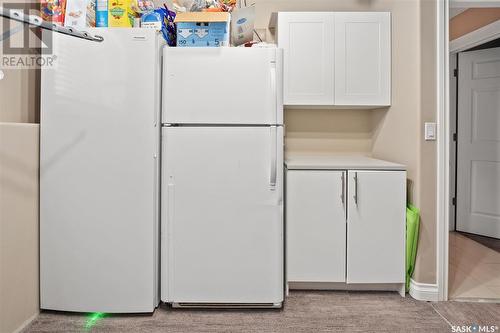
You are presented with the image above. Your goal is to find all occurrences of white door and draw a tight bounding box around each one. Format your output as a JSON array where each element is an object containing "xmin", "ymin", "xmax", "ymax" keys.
[
  {"xmin": 163, "ymin": 47, "xmax": 282, "ymax": 125},
  {"xmin": 334, "ymin": 12, "xmax": 391, "ymax": 106},
  {"xmin": 40, "ymin": 29, "xmax": 160, "ymax": 313},
  {"xmin": 457, "ymin": 47, "xmax": 500, "ymax": 238},
  {"xmin": 346, "ymin": 170, "xmax": 405, "ymax": 284},
  {"xmin": 277, "ymin": 12, "xmax": 334, "ymax": 105},
  {"xmin": 161, "ymin": 126, "xmax": 284, "ymax": 304},
  {"xmin": 286, "ymin": 170, "xmax": 346, "ymax": 283}
]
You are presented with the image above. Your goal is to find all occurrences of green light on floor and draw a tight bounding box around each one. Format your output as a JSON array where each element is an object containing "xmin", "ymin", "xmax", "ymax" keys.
[{"xmin": 85, "ymin": 312, "xmax": 106, "ymax": 330}]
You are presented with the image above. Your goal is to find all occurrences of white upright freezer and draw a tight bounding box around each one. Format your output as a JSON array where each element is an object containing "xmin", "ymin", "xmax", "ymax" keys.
[
  {"xmin": 161, "ymin": 47, "xmax": 284, "ymax": 307},
  {"xmin": 40, "ymin": 29, "xmax": 163, "ymax": 313}
]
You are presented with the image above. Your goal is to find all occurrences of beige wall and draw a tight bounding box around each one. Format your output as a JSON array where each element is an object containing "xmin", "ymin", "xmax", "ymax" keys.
[
  {"xmin": 450, "ymin": 8, "xmax": 500, "ymax": 41},
  {"xmin": 254, "ymin": 0, "xmax": 437, "ymax": 284},
  {"xmin": 0, "ymin": 16, "xmax": 41, "ymax": 123},
  {"xmin": 0, "ymin": 123, "xmax": 39, "ymax": 333},
  {"xmin": 285, "ymin": 109, "xmax": 373, "ymax": 153},
  {"xmin": 0, "ymin": 12, "xmax": 41, "ymax": 333},
  {"xmin": 414, "ymin": 0, "xmax": 437, "ymax": 284}
]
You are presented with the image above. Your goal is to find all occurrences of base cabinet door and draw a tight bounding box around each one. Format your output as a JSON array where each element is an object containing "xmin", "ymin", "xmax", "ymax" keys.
[
  {"xmin": 346, "ymin": 170, "xmax": 406, "ymax": 283},
  {"xmin": 286, "ymin": 170, "xmax": 346, "ymax": 282}
]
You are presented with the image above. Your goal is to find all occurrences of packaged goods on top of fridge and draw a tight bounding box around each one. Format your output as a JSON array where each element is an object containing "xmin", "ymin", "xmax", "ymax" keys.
[
  {"xmin": 130, "ymin": 0, "xmax": 154, "ymax": 13},
  {"xmin": 86, "ymin": 0, "xmax": 96, "ymax": 27},
  {"xmin": 230, "ymin": 5, "xmax": 254, "ymax": 46},
  {"xmin": 41, "ymin": 0, "xmax": 67, "ymax": 25},
  {"xmin": 156, "ymin": 5, "xmax": 177, "ymax": 46},
  {"xmin": 172, "ymin": 0, "xmax": 236, "ymax": 13},
  {"xmin": 96, "ymin": 0, "xmax": 107, "ymax": 26},
  {"xmin": 64, "ymin": 0, "xmax": 93, "ymax": 28},
  {"xmin": 108, "ymin": 0, "xmax": 136, "ymax": 27},
  {"xmin": 174, "ymin": 11, "xmax": 229, "ymax": 47},
  {"xmin": 141, "ymin": 10, "xmax": 162, "ymax": 30}
]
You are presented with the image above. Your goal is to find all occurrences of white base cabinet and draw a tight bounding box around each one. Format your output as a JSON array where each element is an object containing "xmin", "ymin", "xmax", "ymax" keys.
[{"xmin": 286, "ymin": 160, "xmax": 405, "ymax": 289}]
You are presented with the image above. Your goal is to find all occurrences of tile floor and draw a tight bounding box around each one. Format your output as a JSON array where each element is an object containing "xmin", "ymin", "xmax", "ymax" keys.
[
  {"xmin": 460, "ymin": 232, "xmax": 500, "ymax": 253},
  {"xmin": 449, "ymin": 232, "xmax": 500, "ymax": 300}
]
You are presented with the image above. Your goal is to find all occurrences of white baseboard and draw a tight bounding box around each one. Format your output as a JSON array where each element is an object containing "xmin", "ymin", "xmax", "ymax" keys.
[
  {"xmin": 12, "ymin": 312, "xmax": 38, "ymax": 333},
  {"xmin": 289, "ymin": 282, "xmax": 406, "ymax": 297},
  {"xmin": 409, "ymin": 279, "xmax": 439, "ymax": 302}
]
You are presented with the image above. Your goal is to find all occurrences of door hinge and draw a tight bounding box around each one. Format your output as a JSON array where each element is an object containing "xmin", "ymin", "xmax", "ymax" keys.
[
  {"xmin": 453, "ymin": 133, "xmax": 457, "ymax": 141},
  {"xmin": 453, "ymin": 68, "xmax": 458, "ymax": 77},
  {"xmin": 452, "ymin": 197, "xmax": 456, "ymax": 206}
]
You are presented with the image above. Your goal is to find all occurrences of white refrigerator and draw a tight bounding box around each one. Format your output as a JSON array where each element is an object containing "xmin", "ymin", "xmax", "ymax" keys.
[
  {"xmin": 161, "ymin": 47, "xmax": 284, "ymax": 307},
  {"xmin": 40, "ymin": 29, "xmax": 163, "ymax": 313}
]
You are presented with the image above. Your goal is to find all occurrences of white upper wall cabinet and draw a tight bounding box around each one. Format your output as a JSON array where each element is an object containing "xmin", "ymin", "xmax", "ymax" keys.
[
  {"xmin": 334, "ymin": 12, "xmax": 391, "ymax": 106},
  {"xmin": 275, "ymin": 12, "xmax": 391, "ymax": 107},
  {"xmin": 277, "ymin": 12, "xmax": 335, "ymax": 106}
]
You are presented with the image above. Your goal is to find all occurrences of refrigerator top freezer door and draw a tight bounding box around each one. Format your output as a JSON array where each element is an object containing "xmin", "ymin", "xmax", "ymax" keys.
[
  {"xmin": 162, "ymin": 47, "xmax": 283, "ymax": 125},
  {"xmin": 40, "ymin": 29, "xmax": 162, "ymax": 313}
]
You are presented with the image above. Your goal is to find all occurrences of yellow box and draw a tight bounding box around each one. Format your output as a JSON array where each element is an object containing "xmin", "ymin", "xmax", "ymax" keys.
[{"xmin": 108, "ymin": 0, "xmax": 134, "ymax": 27}]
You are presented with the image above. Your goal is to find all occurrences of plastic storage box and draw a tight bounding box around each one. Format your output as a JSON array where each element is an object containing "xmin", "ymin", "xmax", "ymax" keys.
[{"xmin": 175, "ymin": 12, "xmax": 230, "ymax": 47}]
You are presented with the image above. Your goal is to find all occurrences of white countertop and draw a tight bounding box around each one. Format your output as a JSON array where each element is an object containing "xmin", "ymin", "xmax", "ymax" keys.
[{"xmin": 285, "ymin": 153, "xmax": 406, "ymax": 170}]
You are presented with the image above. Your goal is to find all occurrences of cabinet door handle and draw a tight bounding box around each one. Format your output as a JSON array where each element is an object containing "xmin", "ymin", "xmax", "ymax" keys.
[
  {"xmin": 341, "ymin": 172, "xmax": 345, "ymax": 205},
  {"xmin": 353, "ymin": 172, "xmax": 358, "ymax": 205}
]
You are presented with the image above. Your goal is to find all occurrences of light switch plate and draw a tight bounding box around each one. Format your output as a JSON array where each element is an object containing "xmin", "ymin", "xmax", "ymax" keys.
[
  {"xmin": 424, "ymin": 122, "xmax": 437, "ymax": 141},
  {"xmin": 0, "ymin": 70, "xmax": 4, "ymax": 81}
]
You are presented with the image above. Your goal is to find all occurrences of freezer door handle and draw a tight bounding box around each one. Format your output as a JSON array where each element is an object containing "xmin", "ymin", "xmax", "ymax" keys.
[
  {"xmin": 341, "ymin": 172, "xmax": 345, "ymax": 206},
  {"xmin": 270, "ymin": 62, "xmax": 277, "ymax": 124},
  {"xmin": 269, "ymin": 126, "xmax": 277, "ymax": 190}
]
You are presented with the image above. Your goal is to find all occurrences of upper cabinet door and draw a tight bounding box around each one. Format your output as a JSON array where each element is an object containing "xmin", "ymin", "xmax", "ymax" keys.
[
  {"xmin": 277, "ymin": 12, "xmax": 335, "ymax": 106},
  {"xmin": 334, "ymin": 12, "xmax": 391, "ymax": 106}
]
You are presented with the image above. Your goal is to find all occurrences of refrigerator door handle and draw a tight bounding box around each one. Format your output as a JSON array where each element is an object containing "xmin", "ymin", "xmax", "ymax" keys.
[
  {"xmin": 269, "ymin": 126, "xmax": 277, "ymax": 191},
  {"xmin": 166, "ymin": 182, "xmax": 175, "ymax": 298}
]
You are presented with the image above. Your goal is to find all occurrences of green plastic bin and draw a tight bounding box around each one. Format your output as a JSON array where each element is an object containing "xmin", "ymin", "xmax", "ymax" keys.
[{"xmin": 406, "ymin": 204, "xmax": 420, "ymax": 291}]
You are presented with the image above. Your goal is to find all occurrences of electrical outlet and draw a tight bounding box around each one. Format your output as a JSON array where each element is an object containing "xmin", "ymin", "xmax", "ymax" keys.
[{"xmin": 424, "ymin": 122, "xmax": 437, "ymax": 141}]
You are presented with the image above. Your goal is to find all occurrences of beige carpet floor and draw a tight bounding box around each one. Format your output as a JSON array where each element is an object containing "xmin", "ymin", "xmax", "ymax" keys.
[{"xmin": 23, "ymin": 291, "xmax": 500, "ymax": 333}]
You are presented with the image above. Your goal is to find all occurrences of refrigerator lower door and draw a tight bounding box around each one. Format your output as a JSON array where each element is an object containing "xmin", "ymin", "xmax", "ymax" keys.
[
  {"xmin": 40, "ymin": 29, "xmax": 161, "ymax": 313},
  {"xmin": 161, "ymin": 126, "xmax": 284, "ymax": 306}
]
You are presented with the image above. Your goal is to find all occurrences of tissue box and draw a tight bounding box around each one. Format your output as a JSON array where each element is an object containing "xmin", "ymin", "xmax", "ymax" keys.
[{"xmin": 174, "ymin": 12, "xmax": 230, "ymax": 47}]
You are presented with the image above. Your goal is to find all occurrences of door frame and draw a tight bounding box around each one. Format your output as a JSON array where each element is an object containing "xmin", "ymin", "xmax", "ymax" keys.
[
  {"xmin": 437, "ymin": 0, "xmax": 500, "ymax": 301},
  {"xmin": 437, "ymin": 0, "xmax": 450, "ymax": 302}
]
